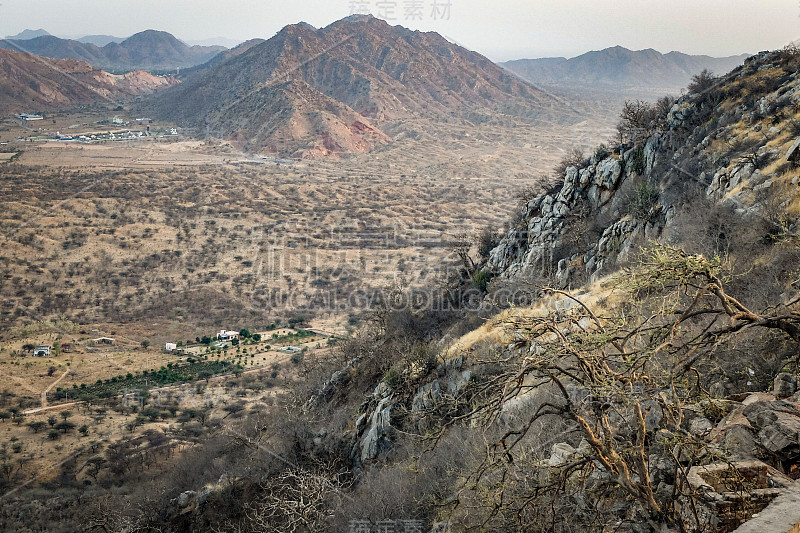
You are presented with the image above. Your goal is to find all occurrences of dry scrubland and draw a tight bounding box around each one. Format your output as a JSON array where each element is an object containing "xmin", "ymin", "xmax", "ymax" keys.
[
  {"xmin": 0, "ymin": 362, "xmax": 299, "ymax": 499},
  {"xmin": 4, "ymin": 42, "xmax": 800, "ymax": 533},
  {"xmin": 0, "ymin": 111, "xmax": 613, "ymax": 338},
  {"xmin": 0, "ymin": 109, "xmax": 611, "ymax": 493},
  {"xmin": 0, "ymin": 323, "xmax": 325, "ymax": 479}
]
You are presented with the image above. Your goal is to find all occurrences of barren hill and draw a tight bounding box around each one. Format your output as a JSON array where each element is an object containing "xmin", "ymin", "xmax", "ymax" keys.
[
  {"xmin": 176, "ymin": 38, "xmax": 267, "ymax": 78},
  {"xmin": 502, "ymin": 46, "xmax": 749, "ymax": 93},
  {"xmin": 0, "ymin": 48, "xmax": 178, "ymax": 114},
  {"xmin": 143, "ymin": 15, "xmax": 566, "ymax": 157},
  {"xmin": 0, "ymin": 30, "xmax": 224, "ymax": 72},
  {"xmin": 4, "ymin": 29, "xmax": 51, "ymax": 40}
]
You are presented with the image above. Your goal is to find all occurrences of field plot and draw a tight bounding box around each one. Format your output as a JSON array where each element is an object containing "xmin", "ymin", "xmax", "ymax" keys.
[{"xmin": 0, "ymin": 361, "xmax": 299, "ymax": 500}]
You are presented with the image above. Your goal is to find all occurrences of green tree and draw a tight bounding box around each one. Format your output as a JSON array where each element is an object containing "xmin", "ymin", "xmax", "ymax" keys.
[
  {"xmin": 27, "ymin": 421, "xmax": 46, "ymax": 433},
  {"xmin": 55, "ymin": 421, "xmax": 76, "ymax": 433}
]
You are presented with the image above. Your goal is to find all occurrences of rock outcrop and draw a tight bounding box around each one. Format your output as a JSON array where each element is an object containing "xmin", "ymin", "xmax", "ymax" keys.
[
  {"xmin": 486, "ymin": 145, "xmax": 667, "ymax": 287},
  {"xmin": 485, "ymin": 49, "xmax": 800, "ymax": 290}
]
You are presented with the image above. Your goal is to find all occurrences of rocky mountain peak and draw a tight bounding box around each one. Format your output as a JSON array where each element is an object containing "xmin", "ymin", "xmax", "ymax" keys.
[{"xmin": 143, "ymin": 15, "xmax": 561, "ymax": 157}]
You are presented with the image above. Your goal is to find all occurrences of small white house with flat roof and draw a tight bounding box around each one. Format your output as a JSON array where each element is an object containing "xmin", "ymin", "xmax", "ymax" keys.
[{"xmin": 33, "ymin": 345, "xmax": 51, "ymax": 357}]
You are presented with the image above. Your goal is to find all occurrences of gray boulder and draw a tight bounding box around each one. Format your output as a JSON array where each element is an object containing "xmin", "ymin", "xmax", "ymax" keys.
[
  {"xmin": 596, "ymin": 157, "xmax": 623, "ymax": 191},
  {"xmin": 741, "ymin": 399, "xmax": 800, "ymax": 458},
  {"xmin": 689, "ymin": 416, "xmax": 713, "ymax": 437},
  {"xmin": 721, "ymin": 425, "xmax": 757, "ymax": 460},
  {"xmin": 444, "ymin": 355, "xmax": 472, "ymax": 394},
  {"xmin": 758, "ymin": 411, "xmax": 800, "ymax": 457},
  {"xmin": 641, "ymin": 399, "xmax": 664, "ymax": 432},
  {"xmin": 359, "ymin": 397, "xmax": 394, "ymax": 462},
  {"xmin": 412, "ymin": 381, "xmax": 442, "ymax": 412},
  {"xmin": 773, "ymin": 372, "xmax": 797, "ymax": 399},
  {"xmin": 785, "ymin": 136, "xmax": 800, "ymax": 163},
  {"xmin": 547, "ymin": 442, "xmax": 577, "ymax": 466}
]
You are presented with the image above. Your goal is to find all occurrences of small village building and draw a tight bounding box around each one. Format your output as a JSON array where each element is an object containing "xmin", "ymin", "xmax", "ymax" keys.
[
  {"xmin": 218, "ymin": 330, "xmax": 240, "ymax": 341},
  {"xmin": 165, "ymin": 342, "xmax": 177, "ymax": 353},
  {"xmin": 280, "ymin": 346, "xmax": 302, "ymax": 353},
  {"xmin": 33, "ymin": 345, "xmax": 51, "ymax": 357},
  {"xmin": 59, "ymin": 343, "xmax": 73, "ymax": 353}
]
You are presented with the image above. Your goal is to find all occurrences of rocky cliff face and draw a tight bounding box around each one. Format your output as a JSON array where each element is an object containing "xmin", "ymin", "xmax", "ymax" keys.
[{"xmin": 486, "ymin": 49, "xmax": 800, "ymax": 290}]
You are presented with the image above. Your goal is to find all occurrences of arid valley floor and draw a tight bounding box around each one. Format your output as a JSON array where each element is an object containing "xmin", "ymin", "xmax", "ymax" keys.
[{"xmin": 0, "ymin": 105, "xmax": 613, "ymax": 488}]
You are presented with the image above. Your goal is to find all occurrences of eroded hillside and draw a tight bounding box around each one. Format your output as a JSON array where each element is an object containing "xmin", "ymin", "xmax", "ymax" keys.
[
  {"xmin": 142, "ymin": 15, "xmax": 576, "ymax": 158},
  {"xmin": 0, "ymin": 48, "xmax": 178, "ymax": 114}
]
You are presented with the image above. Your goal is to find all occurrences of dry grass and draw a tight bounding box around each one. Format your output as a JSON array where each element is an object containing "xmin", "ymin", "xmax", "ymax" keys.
[{"xmin": 0, "ymin": 107, "xmax": 614, "ymax": 490}]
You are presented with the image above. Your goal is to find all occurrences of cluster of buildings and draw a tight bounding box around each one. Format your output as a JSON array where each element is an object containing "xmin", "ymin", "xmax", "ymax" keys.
[
  {"xmin": 66, "ymin": 128, "xmax": 179, "ymax": 144},
  {"xmin": 163, "ymin": 330, "xmax": 240, "ymax": 353},
  {"xmin": 28, "ymin": 341, "xmax": 74, "ymax": 357}
]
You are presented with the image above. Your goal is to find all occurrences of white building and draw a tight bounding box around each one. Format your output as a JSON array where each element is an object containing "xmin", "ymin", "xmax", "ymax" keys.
[
  {"xmin": 165, "ymin": 342, "xmax": 177, "ymax": 352},
  {"xmin": 218, "ymin": 330, "xmax": 240, "ymax": 341},
  {"xmin": 280, "ymin": 346, "xmax": 302, "ymax": 353},
  {"xmin": 33, "ymin": 345, "xmax": 51, "ymax": 357}
]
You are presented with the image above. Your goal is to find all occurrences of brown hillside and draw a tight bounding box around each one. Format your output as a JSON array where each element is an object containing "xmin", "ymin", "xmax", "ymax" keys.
[
  {"xmin": 0, "ymin": 48, "xmax": 178, "ymax": 114},
  {"xmin": 143, "ymin": 15, "xmax": 567, "ymax": 157}
]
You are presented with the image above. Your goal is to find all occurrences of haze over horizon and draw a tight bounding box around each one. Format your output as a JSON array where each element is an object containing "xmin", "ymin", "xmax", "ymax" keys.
[{"xmin": 0, "ymin": 0, "xmax": 797, "ymax": 62}]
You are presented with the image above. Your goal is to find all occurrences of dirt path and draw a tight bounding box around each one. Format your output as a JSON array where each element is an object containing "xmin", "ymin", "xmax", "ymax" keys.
[
  {"xmin": 40, "ymin": 369, "xmax": 70, "ymax": 408},
  {"xmin": 23, "ymin": 400, "xmax": 80, "ymax": 416}
]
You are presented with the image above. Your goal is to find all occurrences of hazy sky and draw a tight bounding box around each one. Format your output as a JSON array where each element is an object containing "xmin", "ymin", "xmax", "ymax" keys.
[{"xmin": 1, "ymin": 0, "xmax": 798, "ymax": 61}]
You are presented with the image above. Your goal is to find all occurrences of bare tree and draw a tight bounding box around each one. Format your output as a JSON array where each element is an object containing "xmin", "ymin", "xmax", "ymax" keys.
[{"xmin": 448, "ymin": 245, "xmax": 800, "ymax": 530}]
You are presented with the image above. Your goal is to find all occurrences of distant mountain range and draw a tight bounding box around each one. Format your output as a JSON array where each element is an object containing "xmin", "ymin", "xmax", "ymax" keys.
[
  {"xmin": 501, "ymin": 46, "xmax": 750, "ymax": 93},
  {"xmin": 0, "ymin": 48, "xmax": 177, "ymax": 115},
  {"xmin": 184, "ymin": 37, "xmax": 244, "ymax": 48},
  {"xmin": 176, "ymin": 38, "xmax": 266, "ymax": 78},
  {"xmin": 4, "ymin": 29, "xmax": 51, "ymax": 40},
  {"xmin": 0, "ymin": 30, "xmax": 224, "ymax": 72},
  {"xmin": 76, "ymin": 35, "xmax": 125, "ymax": 47},
  {"xmin": 1, "ymin": 21, "xmax": 752, "ymax": 159},
  {"xmin": 142, "ymin": 15, "xmax": 559, "ymax": 158}
]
